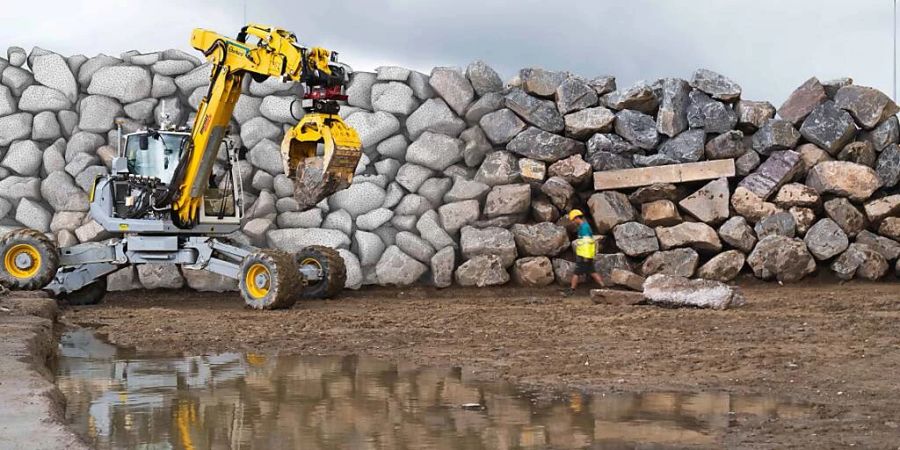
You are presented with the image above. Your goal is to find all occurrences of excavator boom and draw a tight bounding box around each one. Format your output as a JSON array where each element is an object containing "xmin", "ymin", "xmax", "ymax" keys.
[{"xmin": 170, "ymin": 24, "xmax": 361, "ymax": 227}]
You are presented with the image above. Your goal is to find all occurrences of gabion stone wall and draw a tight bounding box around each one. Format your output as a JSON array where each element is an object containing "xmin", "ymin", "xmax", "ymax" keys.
[{"xmin": 0, "ymin": 45, "xmax": 898, "ymax": 293}]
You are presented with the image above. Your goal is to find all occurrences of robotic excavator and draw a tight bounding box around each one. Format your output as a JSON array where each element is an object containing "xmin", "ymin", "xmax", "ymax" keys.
[{"xmin": 0, "ymin": 24, "xmax": 362, "ymax": 309}]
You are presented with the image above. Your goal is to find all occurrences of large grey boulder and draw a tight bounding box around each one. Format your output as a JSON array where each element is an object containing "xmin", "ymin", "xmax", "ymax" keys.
[
  {"xmin": 512, "ymin": 256, "xmax": 555, "ymax": 286},
  {"xmin": 641, "ymin": 248, "xmax": 700, "ymax": 278},
  {"xmin": 31, "ymin": 53, "xmax": 77, "ymax": 102},
  {"xmin": 182, "ymin": 268, "xmax": 238, "ymax": 292},
  {"xmin": 718, "ymin": 216, "xmax": 757, "ymax": 253},
  {"xmin": 686, "ymin": 90, "xmax": 737, "ymax": 133},
  {"xmin": 747, "ymin": 235, "xmax": 816, "ymax": 282},
  {"xmin": 614, "ymin": 109, "xmax": 659, "ymax": 150},
  {"xmin": 438, "ymin": 200, "xmax": 480, "ymax": 235},
  {"xmin": 371, "ymin": 82, "xmax": 418, "ymax": 115},
  {"xmin": 696, "ymin": 250, "xmax": 746, "ymax": 282},
  {"xmin": 266, "ymin": 228, "xmax": 351, "ymax": 253},
  {"xmin": 394, "ymin": 231, "xmax": 436, "ymax": 263},
  {"xmin": 150, "ymin": 59, "xmax": 194, "ymax": 76},
  {"xmin": 753, "ymin": 211, "xmax": 796, "ymax": 239},
  {"xmin": 799, "ymin": 101, "xmax": 857, "ymax": 154},
  {"xmin": 444, "ymin": 177, "xmax": 490, "ymax": 203},
  {"xmin": 881, "ymin": 217, "xmax": 900, "ymax": 241},
  {"xmin": 460, "ymin": 126, "xmax": 492, "ymax": 167},
  {"xmin": 322, "ymin": 209, "xmax": 353, "ymax": 237},
  {"xmin": 511, "ymin": 222, "xmax": 569, "ymax": 256},
  {"xmin": 242, "ymin": 218, "xmax": 274, "ymax": 247},
  {"xmin": 643, "ymin": 274, "xmax": 744, "ymax": 310},
  {"xmin": 418, "ymin": 177, "xmax": 453, "ymax": 206},
  {"xmin": 466, "ymin": 60, "xmax": 503, "ymax": 96},
  {"xmin": 328, "ymin": 182, "xmax": 386, "ymax": 218},
  {"xmin": 2, "ymin": 140, "xmax": 43, "ymax": 176},
  {"xmin": 587, "ymin": 191, "xmax": 637, "ymax": 234},
  {"xmin": 690, "ymin": 68, "xmax": 741, "ymax": 102},
  {"xmin": 344, "ymin": 111, "xmax": 400, "ymax": 148},
  {"xmin": 464, "ymin": 92, "xmax": 505, "ymax": 124},
  {"xmin": 240, "ymin": 117, "xmax": 280, "ymax": 149},
  {"xmin": 76, "ymin": 54, "xmax": 120, "ymax": 87},
  {"xmin": 417, "ymin": 210, "xmax": 456, "ymax": 250},
  {"xmin": 804, "ymin": 218, "xmax": 849, "ymax": 260},
  {"xmin": 806, "ymin": 161, "xmax": 882, "ymax": 201},
  {"xmin": 735, "ymin": 100, "xmax": 776, "ymax": 132},
  {"xmin": 505, "ymin": 88, "xmax": 564, "ymax": 133},
  {"xmin": 15, "ymin": 198, "xmax": 52, "ymax": 232},
  {"xmin": 548, "ymin": 154, "xmax": 592, "ymax": 187},
  {"xmin": 124, "ymin": 98, "xmax": 158, "ymax": 123},
  {"xmin": 18, "ymin": 85, "xmax": 72, "ymax": 112},
  {"xmin": 876, "ymin": 144, "xmax": 900, "ymax": 188},
  {"xmin": 7, "ymin": 46, "xmax": 26, "ymax": 67},
  {"xmin": 277, "ymin": 209, "xmax": 324, "ymax": 229},
  {"xmin": 656, "ymin": 222, "xmax": 723, "ymax": 253},
  {"xmin": 87, "ymin": 66, "xmax": 152, "ymax": 103},
  {"xmin": 429, "ymin": 67, "xmax": 474, "ymax": 116},
  {"xmin": 354, "ymin": 230, "xmax": 386, "ymax": 267},
  {"xmin": 376, "ymin": 245, "xmax": 428, "ymax": 286},
  {"xmin": 0, "ymin": 176, "xmax": 41, "ymax": 201},
  {"xmin": 460, "ymin": 225, "xmax": 517, "ymax": 267},
  {"xmin": 0, "ymin": 112, "xmax": 33, "ymax": 145},
  {"xmin": 480, "ymin": 108, "xmax": 526, "ymax": 144},
  {"xmin": 777, "ymin": 77, "xmax": 827, "ymax": 125},
  {"xmin": 455, "ymin": 254, "xmax": 509, "ymax": 287},
  {"xmin": 0, "ymin": 85, "xmax": 15, "ymax": 116},
  {"xmin": 483, "ymin": 183, "xmax": 531, "ymax": 218},
  {"xmin": 258, "ymin": 95, "xmax": 302, "ymax": 123},
  {"xmin": 518, "ymin": 67, "xmax": 568, "ymax": 97},
  {"xmin": 834, "ymin": 85, "xmax": 899, "ymax": 129},
  {"xmin": 405, "ymin": 98, "xmax": 466, "ymax": 140},
  {"xmin": 248, "ymin": 139, "xmax": 283, "ymax": 175},
  {"xmin": 730, "ymin": 187, "xmax": 782, "ymax": 224},
  {"xmin": 613, "ymin": 221, "xmax": 659, "ymax": 257},
  {"xmin": 431, "ymin": 246, "xmax": 455, "ymax": 288},
  {"xmin": 394, "ymin": 194, "xmax": 433, "ymax": 217},
  {"xmin": 824, "ymin": 197, "xmax": 867, "ymax": 238},
  {"xmin": 705, "ymin": 130, "xmax": 746, "ymax": 160},
  {"xmin": 855, "ymin": 230, "xmax": 900, "ymax": 261},
  {"xmin": 475, "ymin": 151, "xmax": 520, "ymax": 186},
  {"xmin": 540, "ymin": 176, "xmax": 574, "ymax": 210},
  {"xmin": 678, "ymin": 178, "xmax": 730, "ymax": 224},
  {"xmin": 41, "ymin": 170, "xmax": 89, "ymax": 212},
  {"xmin": 564, "ymin": 106, "xmax": 615, "ymax": 139},
  {"xmin": 656, "ymin": 78, "xmax": 691, "ymax": 137},
  {"xmin": 863, "ymin": 194, "xmax": 900, "ymax": 224},
  {"xmin": 861, "ymin": 116, "xmax": 899, "ymax": 151},
  {"xmin": 2, "ymin": 65, "xmax": 35, "ymax": 97},
  {"xmin": 642, "ymin": 199, "xmax": 682, "ymax": 227},
  {"xmin": 137, "ymin": 264, "xmax": 184, "ymax": 289},
  {"xmin": 346, "ymin": 72, "xmax": 376, "ymax": 109},
  {"xmin": 555, "ymin": 76, "xmax": 598, "ymax": 114},
  {"xmin": 603, "ymin": 80, "xmax": 659, "ymax": 114},
  {"xmin": 405, "ymin": 132, "xmax": 463, "ymax": 171},
  {"xmin": 773, "ymin": 183, "xmax": 821, "ymax": 209},
  {"xmin": 831, "ymin": 243, "xmax": 889, "ymax": 280},
  {"xmin": 738, "ymin": 149, "xmax": 802, "ymax": 200},
  {"xmin": 395, "ymin": 163, "xmax": 434, "ymax": 192},
  {"xmin": 656, "ymin": 128, "xmax": 705, "ymax": 163},
  {"xmin": 506, "ymin": 127, "xmax": 584, "ymax": 162},
  {"xmin": 78, "ymin": 95, "xmax": 123, "ymax": 133}
]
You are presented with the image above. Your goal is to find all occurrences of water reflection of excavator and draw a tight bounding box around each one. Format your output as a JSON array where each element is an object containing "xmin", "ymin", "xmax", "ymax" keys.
[{"xmin": 0, "ymin": 24, "xmax": 361, "ymax": 309}]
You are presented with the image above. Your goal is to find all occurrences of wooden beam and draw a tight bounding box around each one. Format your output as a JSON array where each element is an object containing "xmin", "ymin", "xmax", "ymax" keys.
[{"xmin": 593, "ymin": 159, "xmax": 736, "ymax": 191}]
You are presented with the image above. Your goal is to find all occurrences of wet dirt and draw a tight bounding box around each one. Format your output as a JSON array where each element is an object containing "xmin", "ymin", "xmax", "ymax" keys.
[{"xmin": 62, "ymin": 277, "xmax": 900, "ymax": 448}]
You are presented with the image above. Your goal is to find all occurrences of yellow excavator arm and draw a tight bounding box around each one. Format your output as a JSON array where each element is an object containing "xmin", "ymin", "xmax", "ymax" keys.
[{"xmin": 170, "ymin": 24, "xmax": 361, "ymax": 228}]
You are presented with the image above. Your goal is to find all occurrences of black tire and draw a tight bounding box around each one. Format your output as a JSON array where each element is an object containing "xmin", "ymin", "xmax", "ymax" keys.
[
  {"xmin": 60, "ymin": 278, "xmax": 107, "ymax": 306},
  {"xmin": 239, "ymin": 249, "xmax": 300, "ymax": 310},
  {"xmin": 295, "ymin": 245, "xmax": 346, "ymax": 299},
  {"xmin": 0, "ymin": 229, "xmax": 59, "ymax": 290}
]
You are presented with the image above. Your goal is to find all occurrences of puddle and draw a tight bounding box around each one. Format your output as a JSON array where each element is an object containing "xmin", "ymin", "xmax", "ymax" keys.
[{"xmin": 56, "ymin": 329, "xmax": 807, "ymax": 449}]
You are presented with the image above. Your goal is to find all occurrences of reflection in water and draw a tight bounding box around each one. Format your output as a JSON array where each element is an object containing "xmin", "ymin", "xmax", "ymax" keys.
[{"xmin": 56, "ymin": 329, "xmax": 806, "ymax": 449}]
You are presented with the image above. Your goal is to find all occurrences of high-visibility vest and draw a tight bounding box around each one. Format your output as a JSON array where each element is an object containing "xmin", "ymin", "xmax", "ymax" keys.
[{"xmin": 574, "ymin": 236, "xmax": 597, "ymax": 259}]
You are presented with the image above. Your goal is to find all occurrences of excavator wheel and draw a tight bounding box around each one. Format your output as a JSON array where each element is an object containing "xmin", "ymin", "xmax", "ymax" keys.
[
  {"xmin": 0, "ymin": 229, "xmax": 59, "ymax": 290},
  {"xmin": 295, "ymin": 245, "xmax": 346, "ymax": 299},
  {"xmin": 239, "ymin": 249, "xmax": 300, "ymax": 310},
  {"xmin": 59, "ymin": 278, "xmax": 107, "ymax": 306}
]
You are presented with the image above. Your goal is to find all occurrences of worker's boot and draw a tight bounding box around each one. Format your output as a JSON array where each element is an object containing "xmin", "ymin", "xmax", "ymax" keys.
[{"xmin": 560, "ymin": 287, "xmax": 575, "ymax": 297}]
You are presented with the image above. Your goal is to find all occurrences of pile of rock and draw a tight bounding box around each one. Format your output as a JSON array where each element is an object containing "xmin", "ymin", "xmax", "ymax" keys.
[{"xmin": 0, "ymin": 44, "xmax": 897, "ymax": 292}]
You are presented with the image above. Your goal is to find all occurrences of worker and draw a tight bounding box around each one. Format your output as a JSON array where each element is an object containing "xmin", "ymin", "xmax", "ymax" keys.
[{"xmin": 562, "ymin": 209, "xmax": 604, "ymax": 296}]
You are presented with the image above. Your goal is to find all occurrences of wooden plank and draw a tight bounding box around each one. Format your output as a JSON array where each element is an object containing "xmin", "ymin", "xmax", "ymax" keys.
[{"xmin": 593, "ymin": 159, "xmax": 736, "ymax": 190}]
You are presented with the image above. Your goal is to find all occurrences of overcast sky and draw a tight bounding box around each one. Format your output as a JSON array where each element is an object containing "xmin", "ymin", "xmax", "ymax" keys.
[{"xmin": 1, "ymin": 0, "xmax": 896, "ymax": 104}]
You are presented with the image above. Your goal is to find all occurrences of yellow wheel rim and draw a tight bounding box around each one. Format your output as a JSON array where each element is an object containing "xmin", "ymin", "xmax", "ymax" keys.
[
  {"xmin": 4, "ymin": 244, "xmax": 41, "ymax": 279},
  {"xmin": 244, "ymin": 263, "xmax": 271, "ymax": 299}
]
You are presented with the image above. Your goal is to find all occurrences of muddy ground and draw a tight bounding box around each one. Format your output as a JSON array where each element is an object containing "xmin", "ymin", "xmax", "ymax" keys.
[{"xmin": 63, "ymin": 277, "xmax": 900, "ymax": 448}]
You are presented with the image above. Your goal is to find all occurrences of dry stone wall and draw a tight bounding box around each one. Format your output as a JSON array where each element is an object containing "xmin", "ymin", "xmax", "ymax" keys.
[{"xmin": 0, "ymin": 45, "xmax": 898, "ymax": 292}]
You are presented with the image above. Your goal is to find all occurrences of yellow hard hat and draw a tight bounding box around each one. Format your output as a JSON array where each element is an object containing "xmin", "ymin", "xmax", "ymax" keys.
[{"xmin": 568, "ymin": 209, "xmax": 584, "ymax": 221}]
